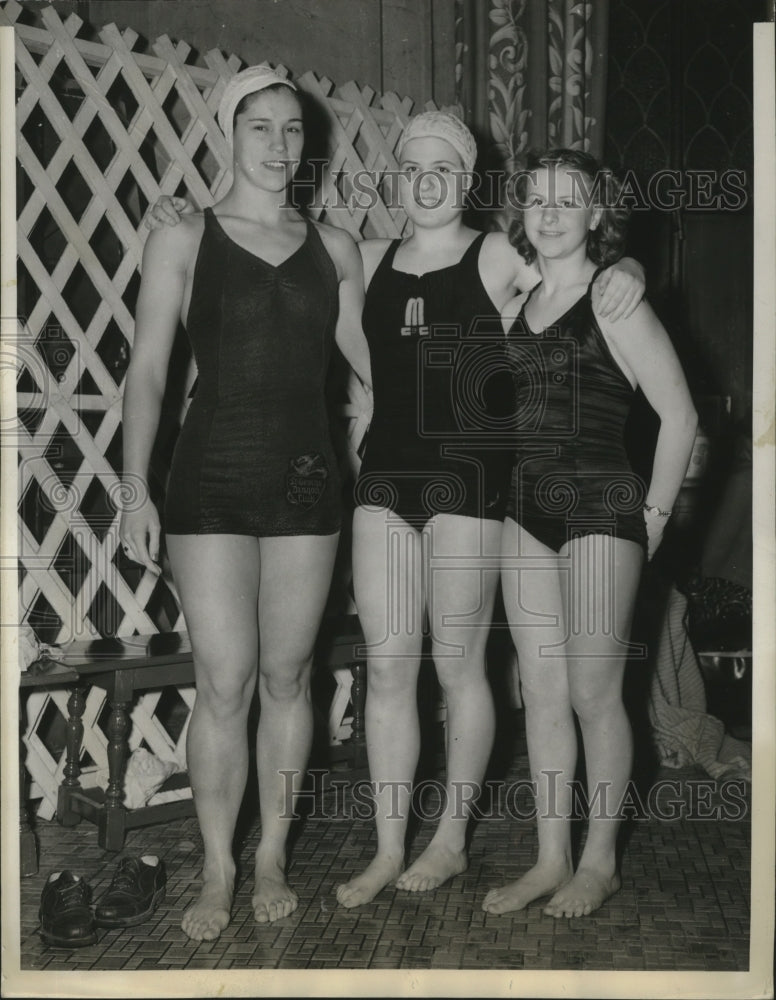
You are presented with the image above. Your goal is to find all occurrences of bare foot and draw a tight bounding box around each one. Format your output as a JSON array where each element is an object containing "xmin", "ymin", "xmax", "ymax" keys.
[
  {"xmin": 336, "ymin": 854, "xmax": 404, "ymax": 908},
  {"xmin": 544, "ymin": 867, "xmax": 621, "ymax": 918},
  {"xmin": 395, "ymin": 843, "xmax": 467, "ymax": 893},
  {"xmin": 252, "ymin": 858, "xmax": 298, "ymax": 924},
  {"xmin": 181, "ymin": 876, "xmax": 233, "ymax": 941},
  {"xmin": 482, "ymin": 859, "xmax": 572, "ymax": 914}
]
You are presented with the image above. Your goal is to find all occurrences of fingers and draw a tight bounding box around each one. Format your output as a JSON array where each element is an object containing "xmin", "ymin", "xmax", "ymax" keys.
[
  {"xmin": 148, "ymin": 522, "xmax": 161, "ymax": 564},
  {"xmin": 144, "ymin": 195, "xmax": 186, "ymax": 230},
  {"xmin": 644, "ymin": 519, "xmax": 665, "ymax": 561},
  {"xmin": 594, "ymin": 272, "xmax": 643, "ymax": 321},
  {"xmin": 121, "ymin": 541, "xmax": 161, "ymax": 575},
  {"xmin": 163, "ymin": 196, "xmax": 188, "ymax": 222},
  {"xmin": 593, "ymin": 271, "xmax": 619, "ymax": 318},
  {"xmin": 120, "ymin": 531, "xmax": 161, "ymax": 575},
  {"xmin": 607, "ymin": 282, "xmax": 643, "ymax": 321}
]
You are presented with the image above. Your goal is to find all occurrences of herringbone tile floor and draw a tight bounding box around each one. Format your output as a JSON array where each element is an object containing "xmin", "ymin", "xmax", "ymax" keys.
[{"xmin": 16, "ymin": 710, "xmax": 751, "ymax": 973}]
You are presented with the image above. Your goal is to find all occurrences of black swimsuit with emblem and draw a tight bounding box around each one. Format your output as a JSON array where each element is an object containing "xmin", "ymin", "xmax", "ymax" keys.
[
  {"xmin": 505, "ymin": 270, "xmax": 647, "ymax": 552},
  {"xmin": 355, "ymin": 234, "xmax": 513, "ymax": 528},
  {"xmin": 164, "ymin": 207, "xmax": 341, "ymax": 536}
]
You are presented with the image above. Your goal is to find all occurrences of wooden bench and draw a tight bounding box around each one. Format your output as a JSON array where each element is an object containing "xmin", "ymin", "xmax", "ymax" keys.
[{"xmin": 52, "ymin": 617, "xmax": 367, "ymax": 852}]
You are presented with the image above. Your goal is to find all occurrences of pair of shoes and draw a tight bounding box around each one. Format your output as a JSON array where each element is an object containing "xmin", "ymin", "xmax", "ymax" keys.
[
  {"xmin": 95, "ymin": 855, "xmax": 167, "ymax": 928},
  {"xmin": 39, "ymin": 856, "xmax": 166, "ymax": 947}
]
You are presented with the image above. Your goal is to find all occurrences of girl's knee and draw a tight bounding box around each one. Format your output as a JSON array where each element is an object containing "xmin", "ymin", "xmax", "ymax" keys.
[
  {"xmin": 258, "ymin": 659, "xmax": 312, "ymax": 703},
  {"xmin": 430, "ymin": 627, "xmax": 486, "ymax": 661},
  {"xmin": 431, "ymin": 645, "xmax": 487, "ymax": 693},
  {"xmin": 366, "ymin": 657, "xmax": 417, "ymax": 697},
  {"xmin": 570, "ymin": 685, "xmax": 624, "ymax": 725},
  {"xmin": 195, "ymin": 661, "xmax": 256, "ymax": 719},
  {"xmin": 519, "ymin": 673, "xmax": 568, "ymax": 714}
]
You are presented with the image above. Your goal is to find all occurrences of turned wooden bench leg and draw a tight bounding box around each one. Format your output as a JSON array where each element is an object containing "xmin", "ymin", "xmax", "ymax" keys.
[
  {"xmin": 98, "ymin": 695, "xmax": 131, "ymax": 851},
  {"xmin": 57, "ymin": 685, "xmax": 86, "ymax": 826}
]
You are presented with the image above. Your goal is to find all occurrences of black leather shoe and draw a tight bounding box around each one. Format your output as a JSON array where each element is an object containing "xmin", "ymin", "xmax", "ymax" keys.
[
  {"xmin": 39, "ymin": 871, "xmax": 97, "ymax": 948},
  {"xmin": 94, "ymin": 855, "xmax": 166, "ymax": 928}
]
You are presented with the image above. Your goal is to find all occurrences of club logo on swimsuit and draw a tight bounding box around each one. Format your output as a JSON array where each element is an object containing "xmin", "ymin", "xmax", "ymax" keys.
[
  {"xmin": 286, "ymin": 453, "xmax": 328, "ymax": 509},
  {"xmin": 401, "ymin": 296, "xmax": 429, "ymax": 337}
]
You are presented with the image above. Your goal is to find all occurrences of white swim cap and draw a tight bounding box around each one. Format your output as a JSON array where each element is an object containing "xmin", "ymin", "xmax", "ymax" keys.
[
  {"xmin": 397, "ymin": 111, "xmax": 478, "ymax": 174},
  {"xmin": 217, "ymin": 65, "xmax": 298, "ymax": 150}
]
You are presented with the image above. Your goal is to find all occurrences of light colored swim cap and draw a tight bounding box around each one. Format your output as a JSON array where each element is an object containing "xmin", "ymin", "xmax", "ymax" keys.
[
  {"xmin": 397, "ymin": 111, "xmax": 478, "ymax": 174},
  {"xmin": 217, "ymin": 65, "xmax": 298, "ymax": 150}
]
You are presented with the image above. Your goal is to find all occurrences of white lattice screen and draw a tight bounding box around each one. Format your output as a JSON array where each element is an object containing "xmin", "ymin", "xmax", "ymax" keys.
[{"xmin": 4, "ymin": 0, "xmax": 435, "ymax": 814}]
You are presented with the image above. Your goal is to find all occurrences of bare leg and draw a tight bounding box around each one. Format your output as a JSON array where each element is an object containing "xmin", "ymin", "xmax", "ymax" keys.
[
  {"xmin": 482, "ymin": 520, "xmax": 575, "ymax": 914},
  {"xmin": 544, "ymin": 534, "xmax": 643, "ymax": 918},
  {"xmin": 252, "ymin": 532, "xmax": 339, "ymax": 923},
  {"xmin": 167, "ymin": 534, "xmax": 261, "ymax": 941},
  {"xmin": 336, "ymin": 507, "xmax": 424, "ymax": 907},
  {"xmin": 396, "ymin": 514, "xmax": 501, "ymax": 892}
]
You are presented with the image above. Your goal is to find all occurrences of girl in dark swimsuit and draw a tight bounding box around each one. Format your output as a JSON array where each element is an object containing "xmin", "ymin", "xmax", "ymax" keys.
[
  {"xmin": 483, "ymin": 148, "xmax": 697, "ymax": 918},
  {"xmin": 120, "ymin": 67, "xmax": 370, "ymax": 941}
]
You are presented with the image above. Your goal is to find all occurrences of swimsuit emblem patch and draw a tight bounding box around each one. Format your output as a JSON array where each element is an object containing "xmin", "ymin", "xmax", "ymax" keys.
[
  {"xmin": 286, "ymin": 453, "xmax": 328, "ymax": 509},
  {"xmin": 401, "ymin": 296, "xmax": 429, "ymax": 337}
]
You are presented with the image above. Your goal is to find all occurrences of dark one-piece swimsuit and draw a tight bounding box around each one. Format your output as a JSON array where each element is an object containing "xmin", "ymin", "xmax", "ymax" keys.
[
  {"xmin": 164, "ymin": 207, "xmax": 342, "ymax": 536},
  {"xmin": 505, "ymin": 269, "xmax": 647, "ymax": 552},
  {"xmin": 355, "ymin": 233, "xmax": 513, "ymax": 528}
]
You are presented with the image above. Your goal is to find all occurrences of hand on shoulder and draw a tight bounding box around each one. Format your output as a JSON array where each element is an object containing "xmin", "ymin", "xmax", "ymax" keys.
[
  {"xmin": 145, "ymin": 209, "xmax": 204, "ymax": 247},
  {"xmin": 142, "ymin": 211, "xmax": 204, "ymax": 271},
  {"xmin": 594, "ymin": 293, "xmax": 653, "ymax": 343}
]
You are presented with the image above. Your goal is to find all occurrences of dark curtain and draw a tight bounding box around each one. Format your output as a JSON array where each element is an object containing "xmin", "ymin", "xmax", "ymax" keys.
[{"xmin": 455, "ymin": 0, "xmax": 610, "ymax": 172}]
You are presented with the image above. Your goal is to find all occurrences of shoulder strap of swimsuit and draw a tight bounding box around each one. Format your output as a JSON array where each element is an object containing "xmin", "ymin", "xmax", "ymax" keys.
[
  {"xmin": 457, "ymin": 231, "xmax": 488, "ymax": 274},
  {"xmin": 303, "ymin": 218, "xmax": 339, "ymax": 286},
  {"xmin": 381, "ymin": 238, "xmax": 402, "ymax": 268},
  {"xmin": 201, "ymin": 206, "xmax": 226, "ymax": 248},
  {"xmin": 463, "ymin": 230, "xmax": 488, "ymax": 257},
  {"xmin": 587, "ymin": 264, "xmax": 606, "ymax": 296},
  {"xmin": 366, "ymin": 238, "xmax": 403, "ymax": 287}
]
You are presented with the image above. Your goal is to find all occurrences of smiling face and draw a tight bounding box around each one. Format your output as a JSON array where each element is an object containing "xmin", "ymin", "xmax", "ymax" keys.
[
  {"xmin": 231, "ymin": 86, "xmax": 304, "ymax": 190},
  {"xmin": 522, "ymin": 164, "xmax": 602, "ymax": 261},
  {"xmin": 398, "ymin": 135, "xmax": 470, "ymax": 226}
]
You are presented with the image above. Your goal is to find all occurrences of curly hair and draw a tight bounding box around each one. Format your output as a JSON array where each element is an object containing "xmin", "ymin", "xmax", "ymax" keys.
[{"xmin": 506, "ymin": 148, "xmax": 630, "ymax": 267}]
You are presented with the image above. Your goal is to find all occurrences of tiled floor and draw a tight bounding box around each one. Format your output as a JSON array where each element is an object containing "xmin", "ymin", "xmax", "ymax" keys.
[{"xmin": 15, "ymin": 709, "xmax": 751, "ymax": 974}]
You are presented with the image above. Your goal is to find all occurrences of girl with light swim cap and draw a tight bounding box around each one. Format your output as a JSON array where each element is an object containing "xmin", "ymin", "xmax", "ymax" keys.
[{"xmin": 122, "ymin": 65, "xmax": 370, "ymax": 940}]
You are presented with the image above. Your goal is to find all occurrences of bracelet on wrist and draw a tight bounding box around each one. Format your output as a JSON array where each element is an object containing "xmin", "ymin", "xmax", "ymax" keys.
[{"xmin": 643, "ymin": 503, "xmax": 672, "ymax": 518}]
